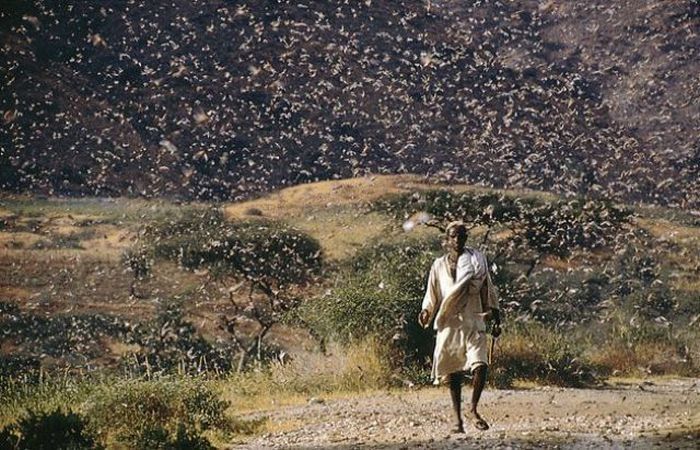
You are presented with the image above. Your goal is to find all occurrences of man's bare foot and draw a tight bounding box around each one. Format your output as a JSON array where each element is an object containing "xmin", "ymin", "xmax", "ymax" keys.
[
  {"xmin": 466, "ymin": 410, "xmax": 489, "ymax": 431},
  {"xmin": 450, "ymin": 420, "xmax": 465, "ymax": 434}
]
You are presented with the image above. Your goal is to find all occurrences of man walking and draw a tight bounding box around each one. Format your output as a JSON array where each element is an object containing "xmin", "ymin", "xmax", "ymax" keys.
[{"xmin": 418, "ymin": 221, "xmax": 501, "ymax": 433}]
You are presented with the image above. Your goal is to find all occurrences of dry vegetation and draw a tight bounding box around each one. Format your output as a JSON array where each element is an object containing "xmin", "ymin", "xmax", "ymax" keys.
[
  {"xmin": 2, "ymin": 175, "xmax": 699, "ymax": 373},
  {"xmin": 1, "ymin": 176, "xmax": 699, "ymax": 447}
]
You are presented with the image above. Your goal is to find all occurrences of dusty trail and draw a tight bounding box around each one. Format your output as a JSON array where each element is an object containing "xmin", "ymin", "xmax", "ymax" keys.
[{"xmin": 230, "ymin": 378, "xmax": 699, "ymax": 449}]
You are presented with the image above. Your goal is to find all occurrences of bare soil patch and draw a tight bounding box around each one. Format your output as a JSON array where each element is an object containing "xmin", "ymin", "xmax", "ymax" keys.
[{"xmin": 232, "ymin": 378, "xmax": 699, "ymax": 449}]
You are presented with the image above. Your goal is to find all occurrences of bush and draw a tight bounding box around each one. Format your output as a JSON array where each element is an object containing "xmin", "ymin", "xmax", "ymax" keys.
[
  {"xmin": 145, "ymin": 208, "xmax": 322, "ymax": 285},
  {"xmin": 0, "ymin": 302, "xmax": 132, "ymax": 362},
  {"xmin": 491, "ymin": 323, "xmax": 598, "ymax": 388},
  {"xmin": 122, "ymin": 424, "xmax": 214, "ymax": 450},
  {"xmin": 521, "ymin": 199, "xmax": 630, "ymax": 257},
  {"xmin": 0, "ymin": 408, "xmax": 100, "ymax": 450},
  {"xmin": 297, "ymin": 235, "xmax": 441, "ymax": 373},
  {"xmin": 130, "ymin": 298, "xmax": 237, "ymax": 375},
  {"xmin": 0, "ymin": 355, "xmax": 41, "ymax": 384},
  {"xmin": 138, "ymin": 208, "xmax": 324, "ymax": 370},
  {"xmin": 122, "ymin": 246, "xmax": 153, "ymax": 280},
  {"xmin": 84, "ymin": 378, "xmax": 229, "ymax": 449},
  {"xmin": 372, "ymin": 190, "xmax": 530, "ymax": 226},
  {"xmin": 0, "ymin": 428, "xmax": 15, "ymax": 450},
  {"xmin": 610, "ymin": 242, "xmax": 677, "ymax": 319},
  {"xmin": 495, "ymin": 266, "xmax": 613, "ymax": 325}
]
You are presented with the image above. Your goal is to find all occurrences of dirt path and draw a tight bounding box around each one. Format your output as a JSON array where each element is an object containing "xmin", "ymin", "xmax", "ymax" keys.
[{"xmin": 230, "ymin": 378, "xmax": 699, "ymax": 449}]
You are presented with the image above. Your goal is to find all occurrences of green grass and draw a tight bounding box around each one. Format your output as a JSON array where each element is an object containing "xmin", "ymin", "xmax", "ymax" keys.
[
  {"xmin": 0, "ymin": 374, "xmax": 103, "ymax": 428},
  {"xmin": 0, "ymin": 374, "xmax": 263, "ymax": 448}
]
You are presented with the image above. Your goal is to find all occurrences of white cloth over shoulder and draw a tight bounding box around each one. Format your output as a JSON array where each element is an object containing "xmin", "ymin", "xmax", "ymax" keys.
[{"xmin": 421, "ymin": 248, "xmax": 498, "ymax": 384}]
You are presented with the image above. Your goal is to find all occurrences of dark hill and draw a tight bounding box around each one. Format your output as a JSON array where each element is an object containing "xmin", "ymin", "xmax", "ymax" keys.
[{"xmin": 1, "ymin": 0, "xmax": 698, "ymax": 206}]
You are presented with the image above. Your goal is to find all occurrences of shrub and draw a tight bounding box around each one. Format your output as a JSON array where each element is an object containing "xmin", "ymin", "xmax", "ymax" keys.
[
  {"xmin": 130, "ymin": 298, "xmax": 237, "ymax": 375},
  {"xmin": 122, "ymin": 246, "xmax": 153, "ymax": 281},
  {"xmin": 0, "ymin": 302, "xmax": 132, "ymax": 362},
  {"xmin": 124, "ymin": 424, "xmax": 214, "ymax": 450},
  {"xmin": 0, "ymin": 375, "xmax": 104, "ymax": 428},
  {"xmin": 491, "ymin": 323, "xmax": 597, "ymax": 388},
  {"xmin": 0, "ymin": 427, "xmax": 15, "ymax": 450},
  {"xmin": 268, "ymin": 337, "xmax": 393, "ymax": 394},
  {"xmin": 84, "ymin": 378, "xmax": 229, "ymax": 449},
  {"xmin": 0, "ymin": 408, "xmax": 100, "ymax": 450},
  {"xmin": 495, "ymin": 267, "xmax": 614, "ymax": 325},
  {"xmin": 521, "ymin": 199, "xmax": 630, "ymax": 257},
  {"xmin": 0, "ymin": 355, "xmax": 41, "ymax": 384},
  {"xmin": 297, "ymin": 235, "xmax": 441, "ymax": 372},
  {"xmin": 145, "ymin": 208, "xmax": 322, "ymax": 285},
  {"xmin": 372, "ymin": 190, "xmax": 530, "ymax": 226},
  {"xmin": 610, "ymin": 242, "xmax": 677, "ymax": 319}
]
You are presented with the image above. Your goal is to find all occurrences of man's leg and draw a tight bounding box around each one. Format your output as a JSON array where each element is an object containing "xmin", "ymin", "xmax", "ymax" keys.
[
  {"xmin": 448, "ymin": 371, "xmax": 464, "ymax": 432},
  {"xmin": 468, "ymin": 363, "xmax": 489, "ymax": 430}
]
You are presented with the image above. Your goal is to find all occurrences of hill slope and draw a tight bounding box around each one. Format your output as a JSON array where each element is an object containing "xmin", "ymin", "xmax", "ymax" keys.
[{"xmin": 1, "ymin": 1, "xmax": 698, "ymax": 206}]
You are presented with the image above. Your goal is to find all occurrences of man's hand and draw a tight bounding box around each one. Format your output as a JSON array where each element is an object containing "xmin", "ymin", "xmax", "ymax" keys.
[
  {"xmin": 483, "ymin": 308, "xmax": 501, "ymax": 337},
  {"xmin": 418, "ymin": 309, "xmax": 430, "ymax": 328},
  {"xmin": 489, "ymin": 308, "xmax": 502, "ymax": 337},
  {"xmin": 482, "ymin": 308, "xmax": 500, "ymax": 322}
]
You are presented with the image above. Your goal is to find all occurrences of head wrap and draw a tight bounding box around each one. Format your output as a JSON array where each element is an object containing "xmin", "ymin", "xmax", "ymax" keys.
[{"xmin": 445, "ymin": 220, "xmax": 467, "ymax": 235}]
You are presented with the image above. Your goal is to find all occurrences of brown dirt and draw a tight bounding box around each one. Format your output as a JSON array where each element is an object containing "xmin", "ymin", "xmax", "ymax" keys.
[{"xmin": 230, "ymin": 378, "xmax": 700, "ymax": 449}]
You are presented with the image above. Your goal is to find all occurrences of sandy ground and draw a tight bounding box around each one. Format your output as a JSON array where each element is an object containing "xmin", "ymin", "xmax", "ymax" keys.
[{"xmin": 230, "ymin": 378, "xmax": 699, "ymax": 449}]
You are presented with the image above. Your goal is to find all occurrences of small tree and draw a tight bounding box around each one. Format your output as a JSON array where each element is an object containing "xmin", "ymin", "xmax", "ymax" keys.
[{"xmin": 144, "ymin": 208, "xmax": 322, "ymax": 369}]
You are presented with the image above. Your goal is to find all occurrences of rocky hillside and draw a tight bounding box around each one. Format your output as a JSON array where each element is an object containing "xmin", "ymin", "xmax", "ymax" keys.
[{"xmin": 1, "ymin": 0, "xmax": 698, "ymax": 206}]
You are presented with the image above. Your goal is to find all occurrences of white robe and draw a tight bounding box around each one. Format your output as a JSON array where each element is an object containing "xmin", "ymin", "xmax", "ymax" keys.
[{"xmin": 421, "ymin": 248, "xmax": 498, "ymax": 383}]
